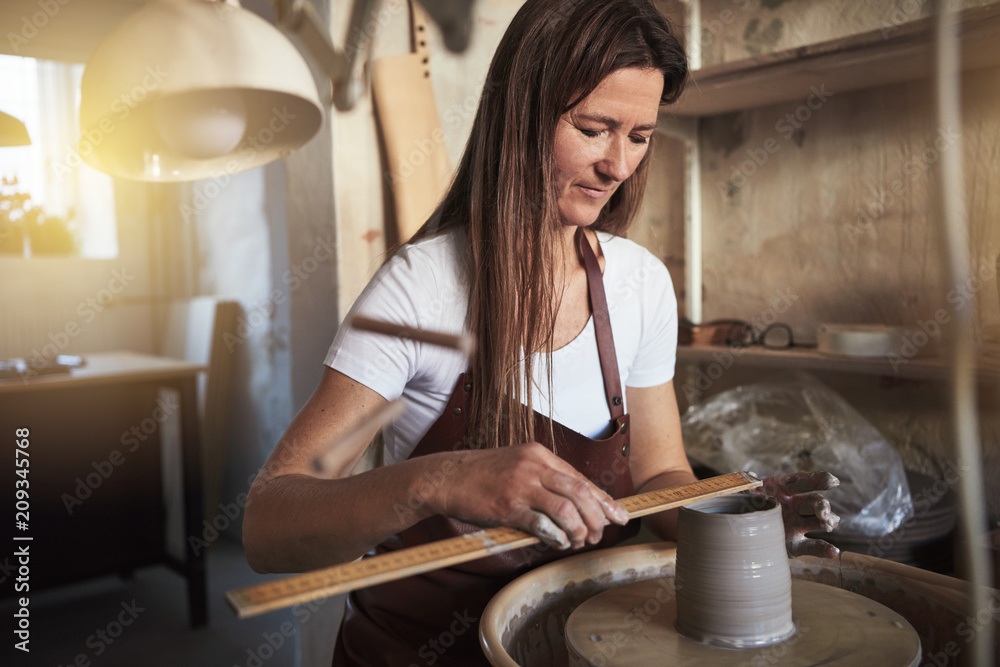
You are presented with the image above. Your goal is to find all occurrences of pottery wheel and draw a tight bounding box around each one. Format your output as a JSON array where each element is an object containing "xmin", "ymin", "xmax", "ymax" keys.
[{"xmin": 565, "ymin": 579, "xmax": 921, "ymax": 666}]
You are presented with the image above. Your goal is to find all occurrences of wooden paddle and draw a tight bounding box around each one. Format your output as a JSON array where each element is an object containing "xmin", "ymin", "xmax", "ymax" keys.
[{"xmin": 372, "ymin": 0, "xmax": 452, "ymax": 244}]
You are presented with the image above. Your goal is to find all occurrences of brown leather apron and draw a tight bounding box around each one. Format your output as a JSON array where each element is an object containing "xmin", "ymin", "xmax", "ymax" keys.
[{"xmin": 332, "ymin": 229, "xmax": 638, "ymax": 666}]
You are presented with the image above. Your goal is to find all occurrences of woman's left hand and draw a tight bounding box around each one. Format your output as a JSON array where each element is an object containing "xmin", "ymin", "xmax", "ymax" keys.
[{"xmin": 754, "ymin": 471, "xmax": 841, "ymax": 559}]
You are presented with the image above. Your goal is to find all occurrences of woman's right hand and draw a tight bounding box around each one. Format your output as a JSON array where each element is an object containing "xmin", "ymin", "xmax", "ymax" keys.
[
  {"xmin": 245, "ymin": 368, "xmax": 627, "ymax": 573},
  {"xmin": 428, "ymin": 443, "xmax": 630, "ymax": 550}
]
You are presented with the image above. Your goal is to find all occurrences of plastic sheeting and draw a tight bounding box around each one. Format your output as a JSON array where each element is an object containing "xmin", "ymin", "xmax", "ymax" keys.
[{"xmin": 682, "ymin": 373, "xmax": 913, "ymax": 537}]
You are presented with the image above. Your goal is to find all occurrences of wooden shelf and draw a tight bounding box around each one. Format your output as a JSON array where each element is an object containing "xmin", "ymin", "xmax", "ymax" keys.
[
  {"xmin": 668, "ymin": 3, "xmax": 1000, "ymax": 116},
  {"xmin": 676, "ymin": 345, "xmax": 1000, "ymax": 382}
]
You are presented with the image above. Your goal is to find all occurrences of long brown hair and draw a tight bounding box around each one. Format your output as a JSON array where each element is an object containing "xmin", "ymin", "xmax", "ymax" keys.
[{"xmin": 410, "ymin": 0, "xmax": 687, "ymax": 449}]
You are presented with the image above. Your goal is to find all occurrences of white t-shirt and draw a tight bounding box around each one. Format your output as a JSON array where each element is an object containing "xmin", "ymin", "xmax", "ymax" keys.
[{"xmin": 325, "ymin": 228, "xmax": 678, "ymax": 464}]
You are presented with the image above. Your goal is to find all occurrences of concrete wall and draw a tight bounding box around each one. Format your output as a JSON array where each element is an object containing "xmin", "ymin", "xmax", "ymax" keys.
[{"xmin": 186, "ymin": 163, "xmax": 297, "ymax": 532}]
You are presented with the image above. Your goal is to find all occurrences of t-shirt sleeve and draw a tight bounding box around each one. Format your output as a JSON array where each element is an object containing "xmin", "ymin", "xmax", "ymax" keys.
[
  {"xmin": 624, "ymin": 253, "xmax": 679, "ymax": 388},
  {"xmin": 324, "ymin": 250, "xmax": 431, "ymax": 402}
]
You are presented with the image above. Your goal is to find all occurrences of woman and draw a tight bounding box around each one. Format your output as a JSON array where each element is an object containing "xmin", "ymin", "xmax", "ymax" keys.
[{"xmin": 243, "ymin": 0, "xmax": 839, "ymax": 664}]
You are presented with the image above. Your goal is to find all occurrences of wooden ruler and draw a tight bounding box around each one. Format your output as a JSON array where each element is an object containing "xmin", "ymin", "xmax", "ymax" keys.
[{"xmin": 226, "ymin": 472, "xmax": 760, "ymax": 619}]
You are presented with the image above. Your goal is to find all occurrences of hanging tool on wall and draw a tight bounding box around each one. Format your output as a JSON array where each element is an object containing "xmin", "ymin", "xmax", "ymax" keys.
[
  {"xmin": 274, "ymin": 0, "xmax": 475, "ymax": 111},
  {"xmin": 372, "ymin": 0, "xmax": 453, "ymax": 244}
]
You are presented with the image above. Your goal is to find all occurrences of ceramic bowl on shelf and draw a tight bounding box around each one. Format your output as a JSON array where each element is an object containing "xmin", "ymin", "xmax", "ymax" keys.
[{"xmin": 816, "ymin": 323, "xmax": 909, "ymax": 358}]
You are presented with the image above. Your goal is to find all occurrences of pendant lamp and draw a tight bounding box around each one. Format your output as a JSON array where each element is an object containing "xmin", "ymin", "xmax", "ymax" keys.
[{"xmin": 79, "ymin": 0, "xmax": 323, "ymax": 181}]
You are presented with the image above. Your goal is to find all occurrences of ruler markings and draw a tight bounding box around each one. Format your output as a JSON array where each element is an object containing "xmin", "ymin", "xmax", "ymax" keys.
[{"xmin": 227, "ymin": 472, "xmax": 759, "ymax": 618}]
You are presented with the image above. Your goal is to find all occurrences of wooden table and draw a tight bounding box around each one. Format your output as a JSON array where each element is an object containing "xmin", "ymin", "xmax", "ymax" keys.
[{"xmin": 0, "ymin": 351, "xmax": 208, "ymax": 627}]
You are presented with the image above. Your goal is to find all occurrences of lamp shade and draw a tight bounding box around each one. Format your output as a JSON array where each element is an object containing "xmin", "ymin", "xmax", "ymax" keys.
[
  {"xmin": 0, "ymin": 110, "xmax": 31, "ymax": 147},
  {"xmin": 79, "ymin": 0, "xmax": 324, "ymax": 181}
]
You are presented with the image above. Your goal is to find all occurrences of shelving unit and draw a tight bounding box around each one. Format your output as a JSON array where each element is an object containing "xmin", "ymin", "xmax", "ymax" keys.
[
  {"xmin": 653, "ymin": 1, "xmax": 1000, "ymax": 379},
  {"xmin": 677, "ymin": 344, "xmax": 1000, "ymax": 382},
  {"xmin": 669, "ymin": 3, "xmax": 1000, "ymax": 116}
]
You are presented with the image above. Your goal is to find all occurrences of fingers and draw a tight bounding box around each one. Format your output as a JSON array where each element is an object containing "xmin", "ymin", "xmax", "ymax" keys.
[
  {"xmin": 537, "ymin": 475, "xmax": 600, "ymax": 548},
  {"xmin": 448, "ymin": 443, "xmax": 628, "ymax": 551},
  {"xmin": 784, "ymin": 493, "xmax": 840, "ymax": 532},
  {"xmin": 779, "ymin": 471, "xmax": 840, "ymax": 495},
  {"xmin": 591, "ymin": 486, "xmax": 630, "ymax": 525},
  {"xmin": 542, "ymin": 452, "xmax": 629, "ymax": 523},
  {"xmin": 787, "ymin": 510, "xmax": 840, "ymax": 536},
  {"xmin": 540, "ymin": 471, "xmax": 625, "ymax": 548},
  {"xmin": 526, "ymin": 511, "xmax": 571, "ymax": 550},
  {"xmin": 519, "ymin": 446, "xmax": 628, "ymax": 549},
  {"xmin": 749, "ymin": 470, "xmax": 842, "ymax": 560},
  {"xmin": 788, "ymin": 535, "xmax": 840, "ymax": 559},
  {"xmin": 793, "ymin": 493, "xmax": 830, "ymax": 518},
  {"xmin": 505, "ymin": 486, "xmax": 599, "ymax": 550}
]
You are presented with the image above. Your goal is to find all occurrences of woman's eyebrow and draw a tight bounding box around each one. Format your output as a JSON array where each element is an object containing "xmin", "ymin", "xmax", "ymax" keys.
[{"xmin": 576, "ymin": 113, "xmax": 657, "ymax": 133}]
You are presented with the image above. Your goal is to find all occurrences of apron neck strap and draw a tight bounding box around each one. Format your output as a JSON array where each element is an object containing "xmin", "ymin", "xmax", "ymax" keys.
[{"xmin": 576, "ymin": 227, "xmax": 625, "ymax": 421}]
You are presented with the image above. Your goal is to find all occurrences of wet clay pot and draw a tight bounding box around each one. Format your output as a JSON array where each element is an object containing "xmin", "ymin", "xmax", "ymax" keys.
[{"xmin": 674, "ymin": 494, "xmax": 795, "ymax": 648}]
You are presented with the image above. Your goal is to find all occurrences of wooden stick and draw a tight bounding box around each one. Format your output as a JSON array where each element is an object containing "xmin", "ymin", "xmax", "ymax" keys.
[
  {"xmin": 350, "ymin": 315, "xmax": 474, "ymax": 356},
  {"xmin": 226, "ymin": 472, "xmax": 760, "ymax": 619},
  {"xmin": 312, "ymin": 399, "xmax": 406, "ymax": 477}
]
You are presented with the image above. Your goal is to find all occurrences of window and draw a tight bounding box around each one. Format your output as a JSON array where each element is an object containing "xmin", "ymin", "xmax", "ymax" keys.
[{"xmin": 0, "ymin": 54, "xmax": 117, "ymax": 258}]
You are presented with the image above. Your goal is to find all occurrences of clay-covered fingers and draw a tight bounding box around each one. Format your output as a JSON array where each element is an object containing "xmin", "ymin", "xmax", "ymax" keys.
[
  {"xmin": 786, "ymin": 493, "xmax": 840, "ymax": 535},
  {"xmin": 768, "ymin": 471, "xmax": 840, "ymax": 497},
  {"xmin": 784, "ymin": 514, "xmax": 840, "ymax": 559},
  {"xmin": 756, "ymin": 470, "xmax": 841, "ymax": 559},
  {"xmin": 534, "ymin": 448, "xmax": 629, "ymax": 520},
  {"xmin": 594, "ymin": 489, "xmax": 631, "ymax": 527},
  {"xmin": 788, "ymin": 534, "xmax": 841, "ymax": 560},
  {"xmin": 539, "ymin": 470, "xmax": 628, "ymax": 548},
  {"xmin": 525, "ymin": 511, "xmax": 570, "ymax": 550},
  {"xmin": 756, "ymin": 470, "xmax": 839, "ymax": 525},
  {"xmin": 442, "ymin": 443, "xmax": 627, "ymax": 550},
  {"xmin": 794, "ymin": 494, "xmax": 828, "ymax": 517}
]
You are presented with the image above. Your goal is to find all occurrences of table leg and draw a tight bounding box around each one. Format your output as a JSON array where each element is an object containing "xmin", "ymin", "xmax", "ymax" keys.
[{"xmin": 179, "ymin": 375, "xmax": 208, "ymax": 628}]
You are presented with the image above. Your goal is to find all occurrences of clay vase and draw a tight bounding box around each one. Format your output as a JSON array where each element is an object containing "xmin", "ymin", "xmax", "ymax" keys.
[{"xmin": 673, "ymin": 494, "xmax": 795, "ymax": 648}]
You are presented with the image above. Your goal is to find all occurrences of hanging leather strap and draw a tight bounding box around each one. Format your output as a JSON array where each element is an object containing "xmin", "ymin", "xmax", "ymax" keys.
[
  {"xmin": 576, "ymin": 228, "xmax": 625, "ymax": 422},
  {"xmin": 409, "ymin": 0, "xmax": 430, "ymax": 73}
]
